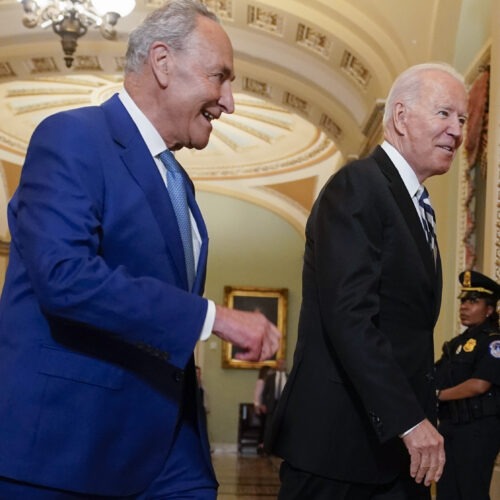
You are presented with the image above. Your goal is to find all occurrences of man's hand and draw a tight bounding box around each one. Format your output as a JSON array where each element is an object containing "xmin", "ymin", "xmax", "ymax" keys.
[
  {"xmin": 213, "ymin": 305, "xmax": 281, "ymax": 361},
  {"xmin": 402, "ymin": 419, "xmax": 445, "ymax": 486}
]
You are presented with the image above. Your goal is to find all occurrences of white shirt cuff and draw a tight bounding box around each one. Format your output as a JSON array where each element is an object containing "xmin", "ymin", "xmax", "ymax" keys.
[
  {"xmin": 199, "ymin": 300, "xmax": 215, "ymax": 341},
  {"xmin": 399, "ymin": 420, "xmax": 423, "ymax": 438}
]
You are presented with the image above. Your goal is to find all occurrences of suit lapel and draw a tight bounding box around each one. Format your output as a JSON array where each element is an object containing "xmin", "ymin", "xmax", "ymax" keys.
[
  {"xmin": 371, "ymin": 146, "xmax": 435, "ymax": 278},
  {"xmin": 101, "ymin": 94, "xmax": 188, "ymax": 288}
]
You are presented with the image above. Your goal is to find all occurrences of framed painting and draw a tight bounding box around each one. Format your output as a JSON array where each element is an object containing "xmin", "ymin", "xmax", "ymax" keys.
[{"xmin": 221, "ymin": 285, "xmax": 288, "ymax": 369}]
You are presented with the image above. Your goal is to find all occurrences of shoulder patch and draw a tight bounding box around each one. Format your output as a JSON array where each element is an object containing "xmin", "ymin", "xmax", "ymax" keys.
[{"xmin": 489, "ymin": 340, "xmax": 500, "ymax": 359}]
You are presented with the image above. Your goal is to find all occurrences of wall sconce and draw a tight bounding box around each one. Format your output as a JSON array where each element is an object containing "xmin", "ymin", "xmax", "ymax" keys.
[{"xmin": 17, "ymin": 0, "xmax": 136, "ymax": 68}]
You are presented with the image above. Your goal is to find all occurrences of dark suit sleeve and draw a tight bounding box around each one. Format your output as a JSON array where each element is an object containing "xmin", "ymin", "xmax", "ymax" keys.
[
  {"xmin": 311, "ymin": 163, "xmax": 425, "ymax": 440},
  {"xmin": 11, "ymin": 110, "xmax": 206, "ymax": 369}
]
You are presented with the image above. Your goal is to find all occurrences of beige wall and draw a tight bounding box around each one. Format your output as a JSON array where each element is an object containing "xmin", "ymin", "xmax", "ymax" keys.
[{"xmin": 195, "ymin": 191, "xmax": 303, "ymax": 446}]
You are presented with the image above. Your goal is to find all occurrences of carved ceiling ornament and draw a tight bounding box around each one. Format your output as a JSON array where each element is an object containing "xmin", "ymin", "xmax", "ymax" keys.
[
  {"xmin": 0, "ymin": 76, "xmax": 338, "ymax": 187},
  {"xmin": 341, "ymin": 50, "xmax": 371, "ymax": 89},
  {"xmin": 0, "ymin": 62, "xmax": 16, "ymax": 79},
  {"xmin": 247, "ymin": 5, "xmax": 284, "ymax": 35},
  {"xmin": 201, "ymin": 0, "xmax": 233, "ymax": 20},
  {"xmin": 296, "ymin": 23, "xmax": 331, "ymax": 58}
]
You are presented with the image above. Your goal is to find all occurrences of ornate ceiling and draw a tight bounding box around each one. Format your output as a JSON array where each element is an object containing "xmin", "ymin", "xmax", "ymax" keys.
[{"xmin": 0, "ymin": 0, "xmax": 468, "ymax": 236}]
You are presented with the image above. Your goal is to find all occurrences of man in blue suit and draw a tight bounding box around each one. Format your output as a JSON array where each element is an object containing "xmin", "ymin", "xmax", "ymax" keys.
[{"xmin": 0, "ymin": 1, "xmax": 280, "ymax": 498}]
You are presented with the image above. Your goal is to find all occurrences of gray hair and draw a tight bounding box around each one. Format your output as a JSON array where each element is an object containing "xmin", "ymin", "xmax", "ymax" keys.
[
  {"xmin": 125, "ymin": 0, "xmax": 219, "ymax": 74},
  {"xmin": 382, "ymin": 62, "xmax": 465, "ymax": 128}
]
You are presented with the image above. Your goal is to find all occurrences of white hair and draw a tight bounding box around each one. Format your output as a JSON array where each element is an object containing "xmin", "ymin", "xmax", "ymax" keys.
[
  {"xmin": 382, "ymin": 63, "xmax": 466, "ymax": 129},
  {"xmin": 125, "ymin": 0, "xmax": 219, "ymax": 74}
]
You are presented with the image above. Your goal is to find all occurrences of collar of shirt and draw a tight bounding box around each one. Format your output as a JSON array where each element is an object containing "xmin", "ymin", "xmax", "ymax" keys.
[
  {"xmin": 381, "ymin": 141, "xmax": 428, "ymax": 232},
  {"xmin": 116, "ymin": 89, "xmax": 213, "ymax": 338},
  {"xmin": 381, "ymin": 140, "xmax": 421, "ymax": 199},
  {"xmin": 118, "ymin": 88, "xmax": 202, "ymax": 262},
  {"xmin": 118, "ymin": 88, "xmax": 166, "ymax": 160}
]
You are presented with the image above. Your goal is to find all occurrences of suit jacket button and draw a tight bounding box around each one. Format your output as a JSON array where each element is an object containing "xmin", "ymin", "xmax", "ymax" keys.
[{"xmin": 173, "ymin": 370, "xmax": 183, "ymax": 383}]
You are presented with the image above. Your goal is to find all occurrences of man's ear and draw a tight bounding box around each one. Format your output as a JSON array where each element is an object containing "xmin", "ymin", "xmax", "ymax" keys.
[
  {"xmin": 392, "ymin": 101, "xmax": 408, "ymax": 136},
  {"xmin": 149, "ymin": 41, "xmax": 170, "ymax": 88}
]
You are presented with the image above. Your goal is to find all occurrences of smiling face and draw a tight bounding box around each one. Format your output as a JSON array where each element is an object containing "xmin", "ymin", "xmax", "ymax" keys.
[
  {"xmin": 161, "ymin": 16, "xmax": 235, "ymax": 150},
  {"xmin": 391, "ymin": 70, "xmax": 468, "ymax": 182}
]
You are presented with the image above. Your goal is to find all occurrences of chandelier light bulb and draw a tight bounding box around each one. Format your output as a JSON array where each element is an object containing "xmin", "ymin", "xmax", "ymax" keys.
[
  {"xmin": 17, "ymin": 0, "xmax": 136, "ymax": 68},
  {"xmin": 91, "ymin": 0, "xmax": 136, "ymax": 17}
]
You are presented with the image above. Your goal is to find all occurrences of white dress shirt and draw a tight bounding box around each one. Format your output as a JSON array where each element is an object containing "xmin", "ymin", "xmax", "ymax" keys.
[{"xmin": 118, "ymin": 89, "xmax": 214, "ymax": 340}]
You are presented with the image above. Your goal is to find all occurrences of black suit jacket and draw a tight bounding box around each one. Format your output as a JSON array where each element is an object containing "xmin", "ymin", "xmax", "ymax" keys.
[{"xmin": 268, "ymin": 146, "xmax": 441, "ymax": 484}]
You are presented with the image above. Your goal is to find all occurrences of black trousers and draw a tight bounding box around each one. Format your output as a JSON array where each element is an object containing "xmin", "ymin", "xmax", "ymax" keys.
[
  {"xmin": 437, "ymin": 416, "xmax": 500, "ymax": 500},
  {"xmin": 278, "ymin": 461, "xmax": 430, "ymax": 500}
]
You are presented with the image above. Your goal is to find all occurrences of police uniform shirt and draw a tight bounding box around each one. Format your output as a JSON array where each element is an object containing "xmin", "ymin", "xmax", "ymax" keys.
[{"xmin": 437, "ymin": 322, "xmax": 500, "ymax": 388}]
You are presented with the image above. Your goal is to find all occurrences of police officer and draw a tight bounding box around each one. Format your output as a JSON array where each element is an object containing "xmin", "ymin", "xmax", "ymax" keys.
[{"xmin": 435, "ymin": 270, "xmax": 500, "ymax": 500}]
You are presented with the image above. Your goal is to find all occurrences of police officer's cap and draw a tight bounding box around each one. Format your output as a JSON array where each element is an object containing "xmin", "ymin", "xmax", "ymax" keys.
[{"xmin": 458, "ymin": 270, "xmax": 500, "ymax": 301}]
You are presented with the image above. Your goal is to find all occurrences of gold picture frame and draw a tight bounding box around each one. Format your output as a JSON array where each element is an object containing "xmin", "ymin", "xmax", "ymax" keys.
[{"xmin": 221, "ymin": 285, "xmax": 288, "ymax": 369}]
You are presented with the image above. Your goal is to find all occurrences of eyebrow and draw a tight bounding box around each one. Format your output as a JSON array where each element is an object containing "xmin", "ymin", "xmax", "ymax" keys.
[
  {"xmin": 223, "ymin": 66, "xmax": 236, "ymax": 82},
  {"xmin": 439, "ymin": 105, "xmax": 468, "ymax": 120}
]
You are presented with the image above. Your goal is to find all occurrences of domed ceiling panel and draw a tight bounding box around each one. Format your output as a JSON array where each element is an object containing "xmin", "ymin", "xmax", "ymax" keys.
[
  {"xmin": 0, "ymin": 73, "xmax": 339, "ymax": 233},
  {"xmin": 0, "ymin": 0, "xmax": 467, "ymax": 235}
]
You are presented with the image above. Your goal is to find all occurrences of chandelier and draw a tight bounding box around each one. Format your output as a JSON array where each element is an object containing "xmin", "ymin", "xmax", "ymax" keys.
[{"xmin": 17, "ymin": 0, "xmax": 136, "ymax": 68}]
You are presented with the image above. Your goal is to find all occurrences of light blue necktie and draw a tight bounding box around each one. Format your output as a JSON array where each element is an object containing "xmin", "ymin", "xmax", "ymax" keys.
[
  {"xmin": 159, "ymin": 150, "xmax": 195, "ymax": 290},
  {"xmin": 416, "ymin": 186, "xmax": 437, "ymax": 258}
]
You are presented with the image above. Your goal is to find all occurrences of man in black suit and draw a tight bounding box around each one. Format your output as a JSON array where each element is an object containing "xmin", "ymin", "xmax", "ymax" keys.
[{"xmin": 267, "ymin": 63, "xmax": 468, "ymax": 499}]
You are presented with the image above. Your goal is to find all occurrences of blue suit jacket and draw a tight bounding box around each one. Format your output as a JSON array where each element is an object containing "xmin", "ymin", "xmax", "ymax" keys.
[{"xmin": 0, "ymin": 95, "xmax": 212, "ymax": 495}]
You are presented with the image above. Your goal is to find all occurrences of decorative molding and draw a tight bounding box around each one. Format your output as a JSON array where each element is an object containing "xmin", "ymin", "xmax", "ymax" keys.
[
  {"xmin": 114, "ymin": 57, "xmax": 126, "ymax": 72},
  {"xmin": 0, "ymin": 131, "xmax": 27, "ymax": 153},
  {"xmin": 232, "ymin": 110, "xmax": 293, "ymax": 130},
  {"xmin": 6, "ymin": 87, "xmax": 92, "ymax": 96},
  {"xmin": 201, "ymin": 0, "xmax": 233, "ymax": 20},
  {"xmin": 0, "ymin": 240, "xmax": 9, "ymax": 256},
  {"xmin": 496, "ymin": 157, "xmax": 500, "ymax": 282},
  {"xmin": 191, "ymin": 135, "xmax": 333, "ymax": 179},
  {"xmin": 73, "ymin": 56, "xmax": 102, "ymax": 72},
  {"xmin": 145, "ymin": 0, "xmax": 165, "ymax": 8},
  {"xmin": 242, "ymin": 77, "xmax": 271, "ymax": 98},
  {"xmin": 457, "ymin": 148, "xmax": 469, "ymax": 272},
  {"xmin": 0, "ymin": 62, "xmax": 16, "ymax": 78},
  {"xmin": 247, "ymin": 5, "xmax": 284, "ymax": 36},
  {"xmin": 296, "ymin": 23, "xmax": 331, "ymax": 58},
  {"xmin": 210, "ymin": 128, "xmax": 240, "ymax": 151},
  {"xmin": 282, "ymin": 91, "xmax": 309, "ymax": 116},
  {"xmin": 217, "ymin": 118, "xmax": 275, "ymax": 144},
  {"xmin": 35, "ymin": 76, "xmax": 106, "ymax": 87},
  {"xmin": 340, "ymin": 50, "xmax": 371, "ymax": 89},
  {"xmin": 7, "ymin": 97, "xmax": 90, "ymax": 115},
  {"xmin": 28, "ymin": 57, "xmax": 60, "ymax": 74},
  {"xmin": 362, "ymin": 99, "xmax": 385, "ymax": 137},
  {"xmin": 319, "ymin": 114, "xmax": 342, "ymax": 138}
]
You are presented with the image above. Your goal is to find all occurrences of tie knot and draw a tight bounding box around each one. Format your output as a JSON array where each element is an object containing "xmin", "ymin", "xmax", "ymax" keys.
[
  {"xmin": 159, "ymin": 149, "xmax": 181, "ymax": 175},
  {"xmin": 416, "ymin": 186, "xmax": 429, "ymax": 202},
  {"xmin": 417, "ymin": 186, "xmax": 435, "ymax": 216}
]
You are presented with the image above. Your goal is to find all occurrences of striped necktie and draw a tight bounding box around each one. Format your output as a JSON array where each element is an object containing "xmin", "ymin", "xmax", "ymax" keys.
[
  {"xmin": 159, "ymin": 150, "xmax": 195, "ymax": 290},
  {"xmin": 416, "ymin": 186, "xmax": 437, "ymax": 258}
]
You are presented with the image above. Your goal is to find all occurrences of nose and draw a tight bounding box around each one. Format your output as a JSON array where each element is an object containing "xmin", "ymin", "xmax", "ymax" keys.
[
  {"xmin": 448, "ymin": 116, "xmax": 463, "ymax": 144},
  {"xmin": 219, "ymin": 80, "xmax": 235, "ymax": 114}
]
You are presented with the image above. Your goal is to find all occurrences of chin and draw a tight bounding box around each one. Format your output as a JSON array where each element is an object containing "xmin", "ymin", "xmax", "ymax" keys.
[
  {"xmin": 431, "ymin": 164, "xmax": 452, "ymax": 177},
  {"xmin": 192, "ymin": 137, "xmax": 211, "ymax": 150}
]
